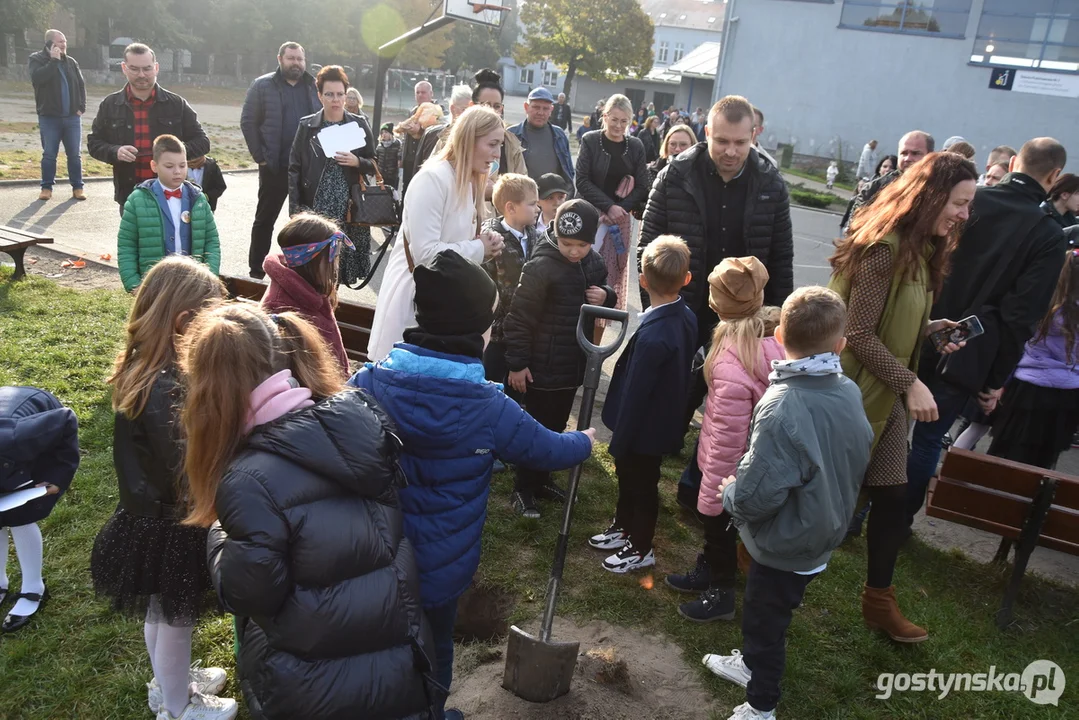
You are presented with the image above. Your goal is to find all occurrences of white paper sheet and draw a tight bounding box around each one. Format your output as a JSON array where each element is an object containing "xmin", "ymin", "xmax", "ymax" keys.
[
  {"xmin": 317, "ymin": 122, "xmax": 367, "ymax": 157},
  {"xmin": 0, "ymin": 486, "xmax": 48, "ymax": 513}
]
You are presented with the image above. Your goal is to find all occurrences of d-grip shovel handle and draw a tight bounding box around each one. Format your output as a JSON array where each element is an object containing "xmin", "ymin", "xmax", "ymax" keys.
[
  {"xmin": 576, "ymin": 304, "xmax": 630, "ymax": 396},
  {"xmin": 538, "ymin": 304, "xmax": 629, "ymax": 644}
]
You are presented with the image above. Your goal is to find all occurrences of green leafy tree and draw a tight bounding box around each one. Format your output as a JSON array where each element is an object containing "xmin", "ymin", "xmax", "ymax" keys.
[
  {"xmin": 1, "ymin": 0, "xmax": 56, "ymax": 34},
  {"xmin": 442, "ymin": 22, "xmax": 501, "ymax": 75},
  {"xmin": 516, "ymin": 0, "xmax": 653, "ymax": 99}
]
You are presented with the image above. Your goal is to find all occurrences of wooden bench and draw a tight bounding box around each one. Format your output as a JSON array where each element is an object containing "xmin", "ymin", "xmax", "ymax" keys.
[
  {"xmin": 0, "ymin": 225, "xmax": 54, "ymax": 280},
  {"xmin": 926, "ymin": 448, "xmax": 1079, "ymax": 628},
  {"xmin": 222, "ymin": 275, "xmax": 376, "ymax": 364}
]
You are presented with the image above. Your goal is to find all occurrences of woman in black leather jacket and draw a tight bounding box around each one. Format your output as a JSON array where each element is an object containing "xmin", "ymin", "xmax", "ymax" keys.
[{"xmin": 183, "ymin": 303, "xmax": 440, "ymax": 720}]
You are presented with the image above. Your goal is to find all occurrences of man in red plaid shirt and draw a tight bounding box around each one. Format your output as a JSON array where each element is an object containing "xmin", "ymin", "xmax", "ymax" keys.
[{"xmin": 88, "ymin": 43, "xmax": 209, "ymax": 211}]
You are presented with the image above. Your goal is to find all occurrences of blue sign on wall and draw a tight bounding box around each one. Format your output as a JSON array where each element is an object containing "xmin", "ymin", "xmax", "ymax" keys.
[{"xmin": 989, "ymin": 67, "xmax": 1015, "ymax": 91}]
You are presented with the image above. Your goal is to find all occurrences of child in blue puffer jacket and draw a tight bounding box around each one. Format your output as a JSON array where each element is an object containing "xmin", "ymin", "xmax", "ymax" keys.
[{"xmin": 348, "ymin": 249, "xmax": 594, "ymax": 720}]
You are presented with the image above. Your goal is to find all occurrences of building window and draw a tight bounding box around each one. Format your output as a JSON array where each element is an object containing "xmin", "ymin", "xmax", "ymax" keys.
[
  {"xmin": 970, "ymin": 0, "xmax": 1079, "ymax": 73},
  {"xmin": 519, "ymin": 68, "xmax": 534, "ymax": 85},
  {"xmin": 673, "ymin": 42, "xmax": 685, "ymax": 62},
  {"xmin": 543, "ymin": 70, "xmax": 559, "ymax": 86},
  {"xmin": 657, "ymin": 40, "xmax": 669, "ymax": 64},
  {"xmin": 839, "ymin": 0, "xmax": 972, "ymax": 38}
]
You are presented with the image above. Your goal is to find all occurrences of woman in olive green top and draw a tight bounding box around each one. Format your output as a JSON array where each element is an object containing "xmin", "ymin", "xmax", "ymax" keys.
[{"xmin": 829, "ymin": 152, "xmax": 977, "ymax": 644}]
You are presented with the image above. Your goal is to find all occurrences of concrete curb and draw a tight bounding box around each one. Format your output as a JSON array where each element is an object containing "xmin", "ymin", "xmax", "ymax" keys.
[
  {"xmin": 0, "ymin": 167, "xmax": 260, "ymax": 188},
  {"xmin": 24, "ymin": 242, "xmax": 120, "ymax": 275},
  {"xmin": 791, "ymin": 203, "xmax": 843, "ymax": 217}
]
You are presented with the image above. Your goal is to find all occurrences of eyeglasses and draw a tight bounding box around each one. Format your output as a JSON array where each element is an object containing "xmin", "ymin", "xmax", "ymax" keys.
[{"xmin": 481, "ymin": 101, "xmax": 504, "ymax": 112}]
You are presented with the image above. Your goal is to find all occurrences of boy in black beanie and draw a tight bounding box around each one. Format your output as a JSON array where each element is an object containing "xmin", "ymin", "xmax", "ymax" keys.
[
  {"xmin": 503, "ymin": 199, "xmax": 616, "ymax": 518},
  {"xmin": 349, "ymin": 249, "xmax": 595, "ymax": 717}
]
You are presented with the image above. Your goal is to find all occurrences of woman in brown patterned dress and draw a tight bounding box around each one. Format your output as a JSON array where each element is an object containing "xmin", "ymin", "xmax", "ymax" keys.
[{"xmin": 829, "ymin": 152, "xmax": 978, "ymax": 643}]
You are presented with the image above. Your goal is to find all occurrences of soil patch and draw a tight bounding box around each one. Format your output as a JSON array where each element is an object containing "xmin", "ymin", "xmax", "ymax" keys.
[
  {"xmin": 15, "ymin": 245, "xmax": 123, "ymax": 291},
  {"xmin": 449, "ymin": 618, "xmax": 718, "ymax": 719}
]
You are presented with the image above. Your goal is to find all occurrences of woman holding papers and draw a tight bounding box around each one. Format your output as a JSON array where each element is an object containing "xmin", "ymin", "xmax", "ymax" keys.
[{"xmin": 287, "ymin": 65, "xmax": 377, "ymax": 280}]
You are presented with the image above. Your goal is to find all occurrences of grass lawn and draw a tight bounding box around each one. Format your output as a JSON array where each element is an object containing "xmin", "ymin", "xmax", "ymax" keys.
[
  {"xmin": 784, "ymin": 166, "xmax": 856, "ymax": 193},
  {"xmin": 0, "ymin": 143, "xmax": 254, "ymax": 181},
  {"xmin": 0, "ymin": 273, "xmax": 1077, "ymax": 719}
]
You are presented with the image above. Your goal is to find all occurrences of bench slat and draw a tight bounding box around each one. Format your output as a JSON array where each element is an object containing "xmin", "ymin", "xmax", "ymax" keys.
[
  {"xmin": 0, "ymin": 225, "xmax": 53, "ymax": 242},
  {"xmin": 930, "ymin": 479, "xmax": 1031, "ymax": 531},
  {"xmin": 940, "ymin": 449, "xmax": 1048, "ymax": 498}
]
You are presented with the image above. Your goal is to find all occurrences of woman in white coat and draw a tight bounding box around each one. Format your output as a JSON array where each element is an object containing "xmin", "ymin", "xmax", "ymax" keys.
[{"xmin": 368, "ymin": 106, "xmax": 506, "ymax": 360}]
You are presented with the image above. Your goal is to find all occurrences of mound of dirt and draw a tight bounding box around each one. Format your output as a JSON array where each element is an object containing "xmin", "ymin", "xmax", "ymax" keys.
[{"xmin": 449, "ymin": 618, "xmax": 718, "ymax": 719}]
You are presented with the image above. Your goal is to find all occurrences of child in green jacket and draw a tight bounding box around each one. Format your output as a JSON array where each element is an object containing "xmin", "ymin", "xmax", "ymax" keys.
[{"xmin": 117, "ymin": 134, "xmax": 220, "ymax": 292}]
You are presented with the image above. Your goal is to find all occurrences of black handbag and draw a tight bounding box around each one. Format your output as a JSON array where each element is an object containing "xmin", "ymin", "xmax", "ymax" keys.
[{"xmin": 348, "ymin": 166, "xmax": 400, "ymax": 227}]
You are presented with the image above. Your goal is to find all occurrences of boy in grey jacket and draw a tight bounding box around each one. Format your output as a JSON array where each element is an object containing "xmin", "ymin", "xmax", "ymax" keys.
[{"xmin": 702, "ymin": 286, "xmax": 873, "ymax": 720}]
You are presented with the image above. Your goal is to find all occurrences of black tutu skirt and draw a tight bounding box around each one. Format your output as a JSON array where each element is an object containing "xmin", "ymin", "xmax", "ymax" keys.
[
  {"xmin": 90, "ymin": 506, "xmax": 219, "ymax": 626},
  {"xmin": 989, "ymin": 379, "xmax": 1079, "ymax": 470}
]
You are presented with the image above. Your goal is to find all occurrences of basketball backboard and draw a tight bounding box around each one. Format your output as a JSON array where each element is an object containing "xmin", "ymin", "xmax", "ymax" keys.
[{"xmin": 444, "ymin": 0, "xmax": 510, "ymax": 28}]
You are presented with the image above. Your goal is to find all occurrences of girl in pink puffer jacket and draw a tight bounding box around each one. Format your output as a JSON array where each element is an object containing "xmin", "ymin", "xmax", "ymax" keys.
[{"xmin": 666, "ymin": 257, "xmax": 784, "ymax": 624}]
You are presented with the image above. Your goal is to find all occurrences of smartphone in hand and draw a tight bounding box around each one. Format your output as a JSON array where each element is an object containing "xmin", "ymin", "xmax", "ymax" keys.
[{"xmin": 930, "ymin": 315, "xmax": 985, "ymax": 353}]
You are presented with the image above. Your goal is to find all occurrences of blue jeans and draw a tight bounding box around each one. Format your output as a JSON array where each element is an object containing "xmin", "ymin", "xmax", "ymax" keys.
[
  {"xmin": 39, "ymin": 114, "xmax": 83, "ymax": 189},
  {"xmin": 905, "ymin": 371, "xmax": 971, "ymax": 525},
  {"xmin": 425, "ymin": 600, "xmax": 458, "ymax": 716}
]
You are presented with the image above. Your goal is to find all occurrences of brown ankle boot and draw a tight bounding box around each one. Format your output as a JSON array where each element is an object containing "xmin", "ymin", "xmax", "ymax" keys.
[
  {"xmin": 862, "ymin": 584, "xmax": 928, "ymax": 643},
  {"xmin": 736, "ymin": 542, "xmax": 752, "ymax": 575}
]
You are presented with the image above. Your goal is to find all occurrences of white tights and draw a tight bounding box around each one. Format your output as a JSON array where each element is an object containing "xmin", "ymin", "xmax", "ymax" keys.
[
  {"xmin": 953, "ymin": 422, "xmax": 991, "ymax": 451},
  {"xmin": 0, "ymin": 523, "xmax": 46, "ymax": 617},
  {"xmin": 145, "ymin": 598, "xmax": 194, "ymax": 717}
]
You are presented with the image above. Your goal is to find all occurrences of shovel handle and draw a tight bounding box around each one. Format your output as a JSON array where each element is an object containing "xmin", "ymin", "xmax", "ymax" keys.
[{"xmin": 576, "ymin": 305, "xmax": 629, "ymax": 393}]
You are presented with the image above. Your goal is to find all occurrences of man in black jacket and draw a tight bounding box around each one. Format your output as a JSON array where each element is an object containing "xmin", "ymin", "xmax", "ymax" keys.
[
  {"xmin": 87, "ymin": 43, "xmax": 209, "ymax": 212},
  {"xmin": 639, "ymin": 94, "xmax": 793, "ymax": 509},
  {"xmin": 842, "ymin": 130, "xmax": 933, "ymax": 233},
  {"xmin": 240, "ymin": 42, "xmax": 320, "ymax": 278},
  {"xmin": 906, "ymin": 138, "xmax": 1068, "ymax": 525},
  {"xmin": 28, "ymin": 30, "xmax": 86, "ymax": 202}
]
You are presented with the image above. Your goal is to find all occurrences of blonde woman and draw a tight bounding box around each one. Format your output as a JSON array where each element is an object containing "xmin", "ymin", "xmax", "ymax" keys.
[
  {"xmin": 574, "ymin": 94, "xmax": 651, "ymax": 332},
  {"xmin": 368, "ymin": 105, "xmax": 506, "ymax": 360}
]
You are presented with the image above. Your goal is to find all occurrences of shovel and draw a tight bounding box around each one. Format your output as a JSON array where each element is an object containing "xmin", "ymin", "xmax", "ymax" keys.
[{"xmin": 503, "ymin": 303, "xmax": 630, "ymax": 703}]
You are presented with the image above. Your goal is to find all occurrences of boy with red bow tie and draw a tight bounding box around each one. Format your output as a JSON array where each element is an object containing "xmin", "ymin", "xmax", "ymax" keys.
[{"xmin": 117, "ymin": 134, "xmax": 220, "ymax": 292}]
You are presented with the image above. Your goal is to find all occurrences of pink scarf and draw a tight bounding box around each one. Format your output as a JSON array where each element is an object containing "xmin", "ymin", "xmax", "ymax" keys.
[{"xmin": 244, "ymin": 369, "xmax": 315, "ymax": 434}]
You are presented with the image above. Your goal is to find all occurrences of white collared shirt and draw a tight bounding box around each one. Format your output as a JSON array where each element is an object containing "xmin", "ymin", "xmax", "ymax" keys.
[
  {"xmin": 162, "ymin": 184, "xmax": 183, "ymax": 254},
  {"xmin": 639, "ymin": 297, "xmax": 679, "ymax": 319},
  {"xmin": 501, "ymin": 219, "xmax": 529, "ymax": 257},
  {"xmin": 187, "ymin": 166, "xmax": 205, "ymax": 187}
]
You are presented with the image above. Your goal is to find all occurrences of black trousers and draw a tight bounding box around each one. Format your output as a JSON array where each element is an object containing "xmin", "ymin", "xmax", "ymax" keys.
[
  {"xmin": 483, "ymin": 341, "xmax": 524, "ymax": 406},
  {"xmin": 250, "ymin": 165, "xmax": 290, "ymax": 275},
  {"xmin": 514, "ymin": 387, "xmax": 577, "ymax": 494},
  {"xmin": 613, "ymin": 453, "xmax": 663, "ymax": 553},
  {"xmin": 702, "ymin": 512, "xmax": 739, "ymax": 588},
  {"xmin": 742, "ymin": 561, "xmax": 818, "ymax": 713},
  {"xmin": 682, "ymin": 303, "xmax": 720, "ymax": 434}
]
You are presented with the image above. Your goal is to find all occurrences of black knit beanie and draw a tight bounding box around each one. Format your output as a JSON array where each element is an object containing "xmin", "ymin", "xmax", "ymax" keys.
[{"xmin": 407, "ymin": 250, "xmax": 497, "ymax": 357}]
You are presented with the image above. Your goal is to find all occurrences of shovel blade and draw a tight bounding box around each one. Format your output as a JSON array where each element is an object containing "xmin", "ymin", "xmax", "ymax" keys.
[{"xmin": 502, "ymin": 624, "xmax": 580, "ymax": 702}]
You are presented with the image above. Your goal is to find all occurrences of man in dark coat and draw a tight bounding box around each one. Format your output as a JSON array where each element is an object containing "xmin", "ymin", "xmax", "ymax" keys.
[
  {"xmin": 552, "ymin": 92, "xmax": 572, "ymax": 133},
  {"xmin": 842, "ymin": 130, "xmax": 934, "ymax": 233},
  {"xmin": 906, "ymin": 138, "xmax": 1068, "ymax": 524},
  {"xmin": 87, "ymin": 43, "xmax": 209, "ymax": 212},
  {"xmin": 639, "ymin": 94, "xmax": 793, "ymax": 509},
  {"xmin": 28, "ymin": 29, "xmax": 86, "ymax": 202},
  {"xmin": 240, "ymin": 42, "xmax": 320, "ymax": 278}
]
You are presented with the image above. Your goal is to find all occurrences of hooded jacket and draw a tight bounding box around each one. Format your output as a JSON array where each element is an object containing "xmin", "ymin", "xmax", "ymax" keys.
[
  {"xmin": 260, "ymin": 254, "xmax": 349, "ymax": 373},
  {"xmin": 349, "ymin": 345, "xmax": 592, "ymax": 608},
  {"xmin": 503, "ymin": 237, "xmax": 616, "ymax": 390},
  {"xmin": 722, "ymin": 367, "xmax": 872, "ymax": 573},
  {"xmin": 207, "ymin": 390, "xmax": 439, "ymax": 720},
  {"xmin": 639, "ymin": 145, "xmax": 793, "ymax": 313},
  {"xmin": 0, "ymin": 386, "xmax": 78, "ymax": 526},
  {"xmin": 117, "ymin": 179, "xmax": 220, "ymax": 292}
]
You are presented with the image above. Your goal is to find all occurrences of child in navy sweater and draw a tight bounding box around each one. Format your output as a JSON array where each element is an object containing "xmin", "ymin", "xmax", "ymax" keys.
[{"xmin": 589, "ymin": 236, "xmax": 696, "ymax": 572}]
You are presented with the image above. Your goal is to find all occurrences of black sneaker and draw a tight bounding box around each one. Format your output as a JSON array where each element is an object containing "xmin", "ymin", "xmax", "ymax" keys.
[
  {"xmin": 511, "ymin": 491, "xmax": 540, "ymax": 519},
  {"xmin": 678, "ymin": 586, "xmax": 736, "ymax": 623},
  {"xmin": 535, "ymin": 482, "xmax": 567, "ymax": 504},
  {"xmin": 665, "ymin": 553, "xmax": 712, "ymax": 593}
]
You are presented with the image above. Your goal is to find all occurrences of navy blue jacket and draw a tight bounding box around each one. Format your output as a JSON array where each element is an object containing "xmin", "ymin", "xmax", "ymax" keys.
[
  {"xmin": 0, "ymin": 386, "xmax": 79, "ymax": 526},
  {"xmin": 240, "ymin": 69, "xmax": 320, "ymax": 173},
  {"xmin": 603, "ymin": 299, "xmax": 697, "ymax": 458},
  {"xmin": 349, "ymin": 345, "xmax": 592, "ymax": 608}
]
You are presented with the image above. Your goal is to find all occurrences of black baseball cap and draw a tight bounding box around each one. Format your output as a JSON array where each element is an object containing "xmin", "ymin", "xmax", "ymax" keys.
[
  {"xmin": 537, "ymin": 173, "xmax": 569, "ymax": 199},
  {"xmin": 553, "ymin": 199, "xmax": 599, "ymax": 244}
]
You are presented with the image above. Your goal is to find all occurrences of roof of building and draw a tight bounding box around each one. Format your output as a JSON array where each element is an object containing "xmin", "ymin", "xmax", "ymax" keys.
[
  {"xmin": 640, "ymin": 0, "xmax": 725, "ymax": 32},
  {"xmin": 668, "ymin": 41, "xmax": 721, "ymax": 79}
]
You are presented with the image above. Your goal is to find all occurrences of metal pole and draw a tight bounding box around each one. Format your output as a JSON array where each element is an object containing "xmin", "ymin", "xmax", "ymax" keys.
[{"xmin": 372, "ymin": 15, "xmax": 456, "ymax": 131}]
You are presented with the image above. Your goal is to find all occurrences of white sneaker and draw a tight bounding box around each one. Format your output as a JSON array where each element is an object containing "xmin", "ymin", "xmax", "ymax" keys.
[
  {"xmin": 728, "ymin": 702, "xmax": 775, "ymax": 719},
  {"xmin": 601, "ymin": 541, "xmax": 655, "ymax": 573},
  {"xmin": 703, "ymin": 649, "xmax": 752, "ymax": 688},
  {"xmin": 155, "ymin": 690, "xmax": 237, "ymax": 720},
  {"xmin": 588, "ymin": 521, "xmax": 627, "ymax": 550},
  {"xmin": 148, "ymin": 665, "xmax": 228, "ymax": 712}
]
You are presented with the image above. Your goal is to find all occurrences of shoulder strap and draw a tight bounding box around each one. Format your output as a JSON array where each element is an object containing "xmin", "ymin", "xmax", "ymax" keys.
[{"xmin": 402, "ymin": 228, "xmax": 415, "ymax": 274}]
